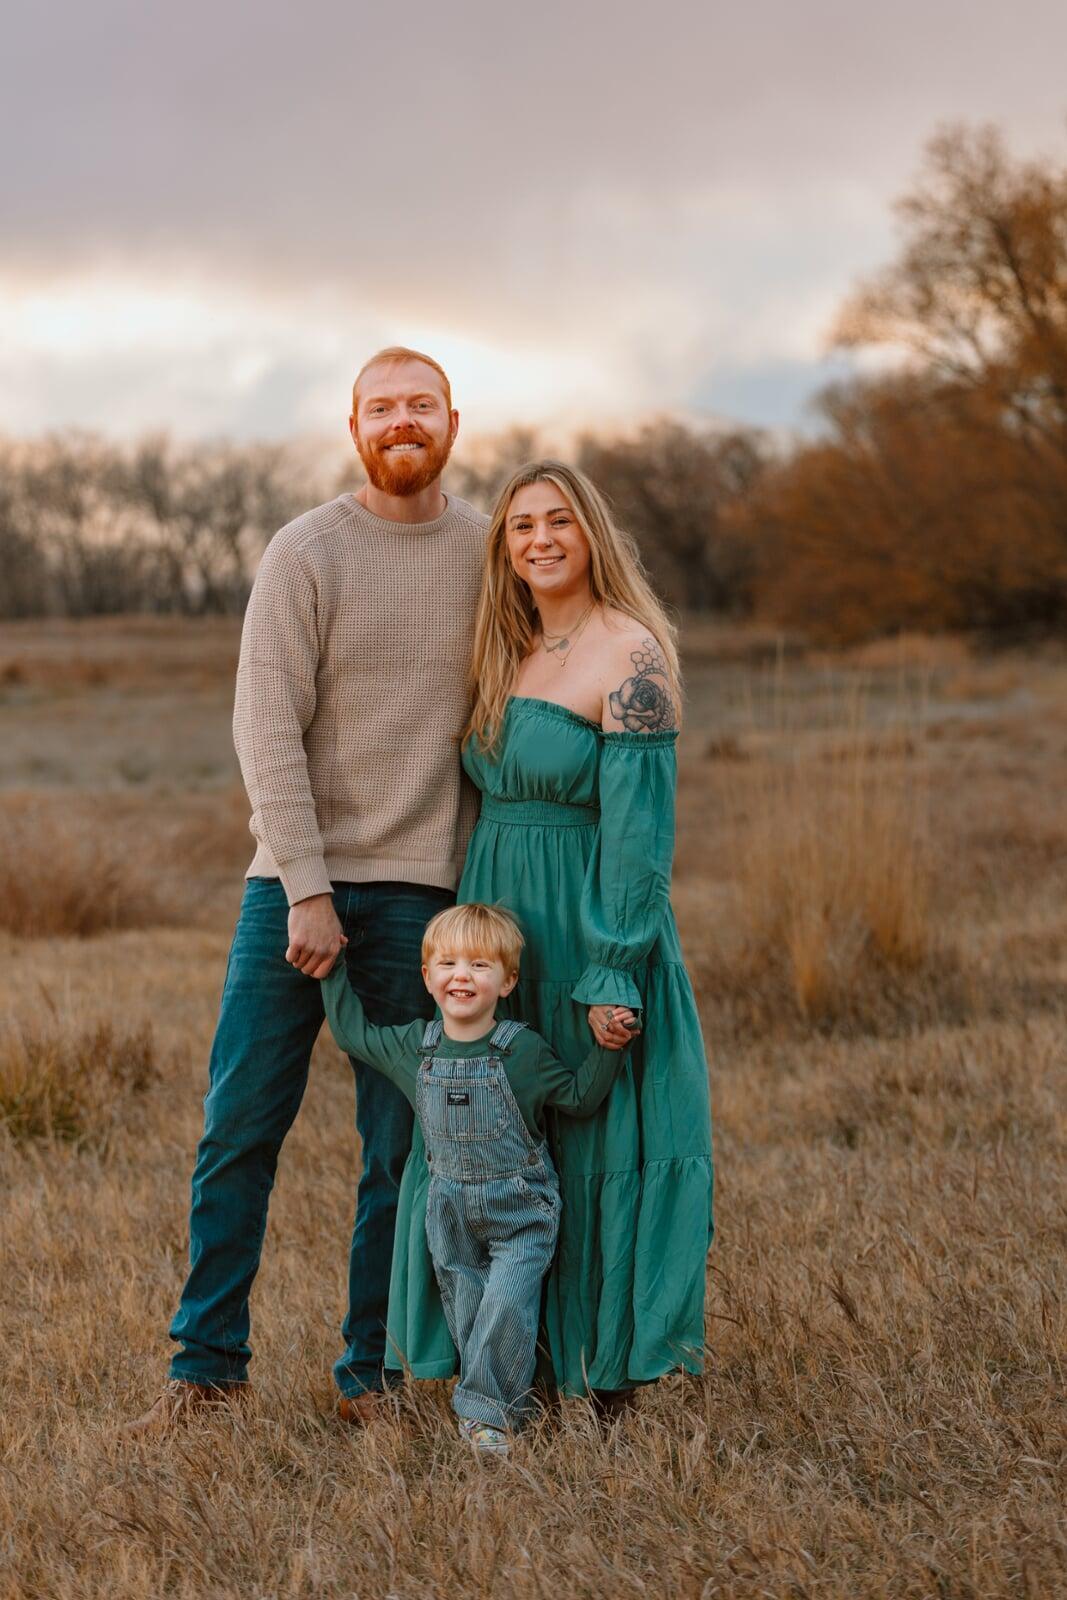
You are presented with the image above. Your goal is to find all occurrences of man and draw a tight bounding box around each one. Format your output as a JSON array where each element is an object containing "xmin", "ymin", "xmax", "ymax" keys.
[{"xmin": 127, "ymin": 348, "xmax": 489, "ymax": 1433}]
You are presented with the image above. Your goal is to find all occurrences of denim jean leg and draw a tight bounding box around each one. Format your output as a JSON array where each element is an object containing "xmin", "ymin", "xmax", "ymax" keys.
[
  {"xmin": 169, "ymin": 878, "xmax": 327, "ymax": 1386},
  {"xmin": 452, "ymin": 1217, "xmax": 557, "ymax": 1430},
  {"xmin": 426, "ymin": 1178, "xmax": 491, "ymax": 1367},
  {"xmin": 334, "ymin": 881, "xmax": 453, "ymax": 1397}
]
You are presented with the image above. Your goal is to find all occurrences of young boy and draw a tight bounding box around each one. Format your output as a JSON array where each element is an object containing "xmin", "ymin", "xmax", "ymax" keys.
[{"xmin": 320, "ymin": 902, "xmax": 635, "ymax": 1457}]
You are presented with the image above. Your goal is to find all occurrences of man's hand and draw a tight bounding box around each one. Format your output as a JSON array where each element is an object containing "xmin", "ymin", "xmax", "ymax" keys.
[
  {"xmin": 286, "ymin": 893, "xmax": 347, "ymax": 979},
  {"xmin": 588, "ymin": 1005, "xmax": 640, "ymax": 1050}
]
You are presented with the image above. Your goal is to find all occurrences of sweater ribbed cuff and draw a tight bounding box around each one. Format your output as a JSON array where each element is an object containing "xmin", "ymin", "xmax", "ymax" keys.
[{"xmin": 279, "ymin": 855, "xmax": 334, "ymax": 906}]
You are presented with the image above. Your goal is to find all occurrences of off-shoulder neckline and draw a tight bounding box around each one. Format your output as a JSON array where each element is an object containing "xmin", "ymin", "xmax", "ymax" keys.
[
  {"xmin": 505, "ymin": 695, "xmax": 678, "ymax": 745},
  {"xmin": 506, "ymin": 695, "xmax": 601, "ymax": 731}
]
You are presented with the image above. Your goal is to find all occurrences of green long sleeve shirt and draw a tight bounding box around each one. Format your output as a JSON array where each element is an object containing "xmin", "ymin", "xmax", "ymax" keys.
[{"xmin": 321, "ymin": 963, "xmax": 625, "ymax": 1144}]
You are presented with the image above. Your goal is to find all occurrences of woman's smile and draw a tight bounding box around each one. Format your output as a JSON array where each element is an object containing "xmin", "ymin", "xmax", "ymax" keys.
[{"xmin": 506, "ymin": 480, "xmax": 592, "ymax": 600}]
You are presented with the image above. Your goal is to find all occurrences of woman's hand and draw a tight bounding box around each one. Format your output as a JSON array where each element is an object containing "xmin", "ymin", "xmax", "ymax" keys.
[{"xmin": 588, "ymin": 1005, "xmax": 640, "ymax": 1049}]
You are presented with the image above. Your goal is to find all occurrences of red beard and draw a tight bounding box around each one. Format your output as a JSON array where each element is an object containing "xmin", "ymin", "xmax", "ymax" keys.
[{"xmin": 355, "ymin": 426, "xmax": 454, "ymax": 496}]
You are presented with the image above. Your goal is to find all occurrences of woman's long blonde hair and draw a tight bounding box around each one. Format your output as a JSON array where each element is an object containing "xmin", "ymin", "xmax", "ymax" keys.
[{"xmin": 464, "ymin": 459, "xmax": 681, "ymax": 752}]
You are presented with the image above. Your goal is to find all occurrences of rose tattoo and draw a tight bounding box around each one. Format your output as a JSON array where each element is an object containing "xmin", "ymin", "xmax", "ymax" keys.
[{"xmin": 608, "ymin": 639, "xmax": 676, "ymax": 733}]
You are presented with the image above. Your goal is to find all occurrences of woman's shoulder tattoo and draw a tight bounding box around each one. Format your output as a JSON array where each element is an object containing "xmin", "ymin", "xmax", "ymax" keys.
[{"xmin": 607, "ymin": 638, "xmax": 677, "ymax": 733}]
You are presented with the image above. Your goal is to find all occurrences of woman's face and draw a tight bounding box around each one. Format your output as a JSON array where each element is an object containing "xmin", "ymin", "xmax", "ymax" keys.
[{"xmin": 505, "ymin": 480, "xmax": 592, "ymax": 605}]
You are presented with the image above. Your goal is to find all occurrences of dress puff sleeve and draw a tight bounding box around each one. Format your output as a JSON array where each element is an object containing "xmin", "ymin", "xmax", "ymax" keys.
[{"xmin": 571, "ymin": 729, "xmax": 678, "ymax": 1010}]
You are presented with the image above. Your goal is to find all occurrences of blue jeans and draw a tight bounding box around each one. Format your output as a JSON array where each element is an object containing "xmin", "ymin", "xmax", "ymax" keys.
[{"xmin": 169, "ymin": 876, "xmax": 453, "ymax": 1395}]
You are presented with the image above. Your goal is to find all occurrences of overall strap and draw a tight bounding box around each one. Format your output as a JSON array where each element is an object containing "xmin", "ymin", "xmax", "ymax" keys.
[
  {"xmin": 418, "ymin": 1019, "xmax": 444, "ymax": 1056},
  {"xmin": 489, "ymin": 1018, "xmax": 527, "ymax": 1054}
]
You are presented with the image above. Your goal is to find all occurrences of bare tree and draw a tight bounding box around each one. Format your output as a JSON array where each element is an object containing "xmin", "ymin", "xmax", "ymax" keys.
[
  {"xmin": 835, "ymin": 124, "xmax": 1067, "ymax": 516},
  {"xmin": 0, "ymin": 435, "xmax": 318, "ymax": 619},
  {"xmin": 577, "ymin": 420, "xmax": 764, "ymax": 613},
  {"xmin": 445, "ymin": 428, "xmax": 541, "ymax": 513}
]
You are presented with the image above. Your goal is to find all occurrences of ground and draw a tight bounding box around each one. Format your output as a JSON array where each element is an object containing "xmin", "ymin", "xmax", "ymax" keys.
[{"xmin": 0, "ymin": 617, "xmax": 1064, "ymax": 1600}]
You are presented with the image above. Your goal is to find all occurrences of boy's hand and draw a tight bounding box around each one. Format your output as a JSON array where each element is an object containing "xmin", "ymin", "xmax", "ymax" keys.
[
  {"xmin": 286, "ymin": 893, "xmax": 348, "ymax": 979},
  {"xmin": 588, "ymin": 1005, "xmax": 640, "ymax": 1049}
]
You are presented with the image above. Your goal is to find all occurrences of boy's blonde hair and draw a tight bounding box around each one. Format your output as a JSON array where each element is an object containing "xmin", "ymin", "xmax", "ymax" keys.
[{"xmin": 421, "ymin": 903, "xmax": 524, "ymax": 973}]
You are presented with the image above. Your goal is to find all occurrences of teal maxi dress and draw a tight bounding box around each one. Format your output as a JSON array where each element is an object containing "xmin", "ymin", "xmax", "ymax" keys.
[{"xmin": 385, "ymin": 695, "xmax": 714, "ymax": 1394}]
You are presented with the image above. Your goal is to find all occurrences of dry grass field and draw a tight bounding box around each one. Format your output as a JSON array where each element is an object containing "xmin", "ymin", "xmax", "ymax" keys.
[{"xmin": 1, "ymin": 616, "xmax": 1065, "ymax": 1600}]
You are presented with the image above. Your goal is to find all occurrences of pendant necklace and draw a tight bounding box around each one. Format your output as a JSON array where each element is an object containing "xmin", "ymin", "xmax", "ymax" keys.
[{"xmin": 539, "ymin": 602, "xmax": 595, "ymax": 668}]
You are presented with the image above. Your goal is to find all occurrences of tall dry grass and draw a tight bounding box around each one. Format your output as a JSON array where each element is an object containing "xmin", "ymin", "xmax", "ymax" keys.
[
  {"xmin": 739, "ymin": 718, "xmax": 929, "ymax": 1018},
  {"xmin": 1, "ymin": 1007, "xmax": 1062, "ymax": 1600},
  {"xmin": 0, "ymin": 1014, "xmax": 157, "ymax": 1144},
  {"xmin": 692, "ymin": 682, "xmax": 941, "ymax": 1037},
  {"xmin": 1, "ymin": 621, "xmax": 1065, "ymax": 1599},
  {"xmin": 0, "ymin": 798, "xmax": 186, "ymax": 938}
]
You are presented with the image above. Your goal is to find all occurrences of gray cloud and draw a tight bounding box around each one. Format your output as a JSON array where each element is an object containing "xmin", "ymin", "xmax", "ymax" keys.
[{"xmin": 2, "ymin": 0, "xmax": 1065, "ymax": 433}]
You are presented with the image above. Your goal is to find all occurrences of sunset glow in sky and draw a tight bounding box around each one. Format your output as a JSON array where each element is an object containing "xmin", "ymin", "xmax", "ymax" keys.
[{"xmin": 3, "ymin": 0, "xmax": 1065, "ymax": 441}]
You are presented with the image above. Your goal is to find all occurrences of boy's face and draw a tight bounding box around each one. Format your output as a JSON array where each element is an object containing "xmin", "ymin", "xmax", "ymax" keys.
[{"xmin": 422, "ymin": 946, "xmax": 518, "ymax": 1029}]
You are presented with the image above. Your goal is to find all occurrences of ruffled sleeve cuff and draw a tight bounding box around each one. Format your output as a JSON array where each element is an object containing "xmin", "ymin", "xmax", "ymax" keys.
[
  {"xmin": 599, "ymin": 729, "xmax": 679, "ymax": 749},
  {"xmin": 572, "ymin": 964, "xmax": 643, "ymax": 1009}
]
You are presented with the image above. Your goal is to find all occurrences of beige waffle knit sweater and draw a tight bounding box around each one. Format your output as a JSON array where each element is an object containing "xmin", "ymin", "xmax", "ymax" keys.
[{"xmin": 234, "ymin": 492, "xmax": 489, "ymax": 905}]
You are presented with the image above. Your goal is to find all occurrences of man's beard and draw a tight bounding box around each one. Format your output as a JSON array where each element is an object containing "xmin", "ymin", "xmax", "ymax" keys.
[{"xmin": 355, "ymin": 426, "xmax": 454, "ymax": 497}]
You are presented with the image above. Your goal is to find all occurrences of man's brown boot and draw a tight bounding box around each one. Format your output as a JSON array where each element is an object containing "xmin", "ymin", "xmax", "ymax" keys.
[
  {"xmin": 337, "ymin": 1390, "xmax": 399, "ymax": 1428},
  {"xmin": 122, "ymin": 1378, "xmax": 250, "ymax": 1438}
]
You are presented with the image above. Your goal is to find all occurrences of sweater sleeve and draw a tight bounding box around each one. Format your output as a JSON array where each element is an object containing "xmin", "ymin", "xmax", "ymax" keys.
[
  {"xmin": 571, "ymin": 730, "xmax": 678, "ymax": 1010},
  {"xmin": 320, "ymin": 963, "xmax": 420, "ymax": 1105},
  {"xmin": 232, "ymin": 535, "xmax": 331, "ymax": 906},
  {"xmin": 538, "ymin": 1037, "xmax": 628, "ymax": 1119}
]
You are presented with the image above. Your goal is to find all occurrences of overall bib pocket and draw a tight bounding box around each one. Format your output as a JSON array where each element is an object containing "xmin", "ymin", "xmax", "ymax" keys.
[{"xmin": 420, "ymin": 1075, "xmax": 506, "ymax": 1142}]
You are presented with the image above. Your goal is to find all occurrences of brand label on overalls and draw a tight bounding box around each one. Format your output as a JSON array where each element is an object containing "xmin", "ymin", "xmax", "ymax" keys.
[{"xmin": 447, "ymin": 1091, "xmax": 470, "ymax": 1105}]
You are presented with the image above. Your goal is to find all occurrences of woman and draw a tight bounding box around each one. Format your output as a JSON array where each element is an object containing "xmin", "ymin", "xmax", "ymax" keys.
[{"xmin": 386, "ymin": 460, "xmax": 714, "ymax": 1407}]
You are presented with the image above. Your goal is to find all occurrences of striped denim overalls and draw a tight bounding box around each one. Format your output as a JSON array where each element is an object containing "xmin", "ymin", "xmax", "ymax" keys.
[{"xmin": 417, "ymin": 1018, "xmax": 561, "ymax": 1430}]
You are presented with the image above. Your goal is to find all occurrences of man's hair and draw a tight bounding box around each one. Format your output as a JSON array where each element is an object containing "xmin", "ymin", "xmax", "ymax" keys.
[
  {"xmin": 421, "ymin": 903, "xmax": 524, "ymax": 973},
  {"xmin": 352, "ymin": 346, "xmax": 453, "ymax": 414}
]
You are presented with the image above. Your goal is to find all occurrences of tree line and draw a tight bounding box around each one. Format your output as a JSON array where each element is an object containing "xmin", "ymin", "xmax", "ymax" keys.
[
  {"xmin": 0, "ymin": 435, "xmax": 314, "ymax": 620},
  {"xmin": 2, "ymin": 123, "xmax": 1064, "ymax": 642}
]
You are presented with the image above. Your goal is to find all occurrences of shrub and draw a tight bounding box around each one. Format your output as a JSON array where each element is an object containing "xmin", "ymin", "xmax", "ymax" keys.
[
  {"xmin": 0, "ymin": 799, "xmax": 183, "ymax": 938},
  {"xmin": 704, "ymin": 689, "xmax": 935, "ymax": 1030},
  {"xmin": 0, "ymin": 1016, "xmax": 158, "ymax": 1144}
]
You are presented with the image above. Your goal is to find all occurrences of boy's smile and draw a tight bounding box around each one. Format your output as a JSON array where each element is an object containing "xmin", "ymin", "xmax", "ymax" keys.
[{"xmin": 422, "ymin": 947, "xmax": 519, "ymax": 1041}]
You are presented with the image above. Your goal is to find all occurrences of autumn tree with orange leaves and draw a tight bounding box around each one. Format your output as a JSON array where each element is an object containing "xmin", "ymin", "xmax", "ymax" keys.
[{"xmin": 753, "ymin": 123, "xmax": 1067, "ymax": 640}]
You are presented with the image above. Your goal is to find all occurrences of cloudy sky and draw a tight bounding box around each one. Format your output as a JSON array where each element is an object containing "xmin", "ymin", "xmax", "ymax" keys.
[{"xmin": 2, "ymin": 0, "xmax": 1065, "ymax": 441}]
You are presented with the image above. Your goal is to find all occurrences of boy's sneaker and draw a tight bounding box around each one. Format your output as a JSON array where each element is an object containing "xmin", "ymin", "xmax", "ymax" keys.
[{"xmin": 458, "ymin": 1417, "xmax": 510, "ymax": 1457}]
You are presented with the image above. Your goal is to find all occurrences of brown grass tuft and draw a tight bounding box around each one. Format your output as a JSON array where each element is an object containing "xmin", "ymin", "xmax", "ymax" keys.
[
  {"xmin": 825, "ymin": 631, "xmax": 972, "ymax": 672},
  {"xmin": 703, "ymin": 696, "xmax": 934, "ymax": 1030},
  {"xmin": 0, "ymin": 1015, "xmax": 158, "ymax": 1144},
  {"xmin": 0, "ymin": 798, "xmax": 186, "ymax": 938}
]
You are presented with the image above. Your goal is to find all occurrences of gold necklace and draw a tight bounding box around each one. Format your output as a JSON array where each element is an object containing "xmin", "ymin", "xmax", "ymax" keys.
[{"xmin": 539, "ymin": 603, "xmax": 595, "ymax": 667}]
